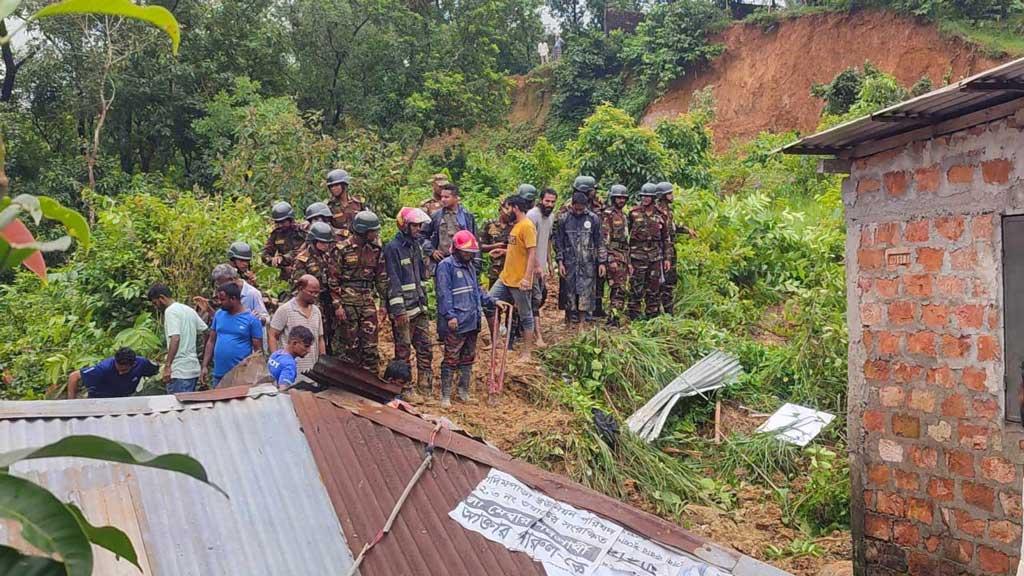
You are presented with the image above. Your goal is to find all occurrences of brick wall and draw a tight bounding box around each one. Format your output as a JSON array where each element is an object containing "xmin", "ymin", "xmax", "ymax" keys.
[{"xmin": 847, "ymin": 111, "xmax": 1024, "ymax": 575}]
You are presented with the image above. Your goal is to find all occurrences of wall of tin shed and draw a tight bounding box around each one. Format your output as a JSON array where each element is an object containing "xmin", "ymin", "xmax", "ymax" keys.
[{"xmin": 845, "ymin": 111, "xmax": 1024, "ymax": 575}]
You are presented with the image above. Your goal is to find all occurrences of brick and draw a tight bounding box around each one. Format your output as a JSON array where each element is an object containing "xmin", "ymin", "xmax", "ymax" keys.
[
  {"xmin": 973, "ymin": 396, "xmax": 999, "ymax": 420},
  {"xmin": 858, "ymin": 178, "xmax": 882, "ymax": 194},
  {"xmin": 963, "ymin": 481, "xmax": 995, "ymax": 511},
  {"xmin": 981, "ymin": 456, "xmax": 1017, "ymax": 484},
  {"xmin": 867, "ymin": 463, "xmax": 891, "ymax": 485},
  {"xmin": 877, "ymin": 331, "xmax": 900, "ymax": 355},
  {"xmin": 974, "ymin": 278, "xmax": 992, "ymax": 299},
  {"xmin": 978, "ymin": 334, "xmax": 1000, "ymax": 361},
  {"xmin": 972, "ymin": 214, "xmax": 995, "ymax": 242},
  {"xmin": 876, "ymin": 492, "xmax": 906, "ymax": 516},
  {"xmin": 908, "ymin": 497, "xmax": 933, "ymax": 523},
  {"xmin": 935, "ymin": 216, "xmax": 965, "ymax": 241},
  {"xmin": 864, "ymin": 489, "xmax": 875, "ymax": 509},
  {"xmin": 925, "ymin": 535, "xmax": 941, "ymax": 553},
  {"xmin": 863, "ymin": 331, "xmax": 874, "ymax": 355},
  {"xmin": 1000, "ymin": 491, "xmax": 1022, "ymax": 518},
  {"xmin": 988, "ymin": 308, "xmax": 1000, "ymax": 330},
  {"xmin": 943, "ymin": 538, "xmax": 973, "ymax": 564},
  {"xmin": 893, "ymin": 414, "xmax": 921, "ymax": 438},
  {"xmin": 927, "ymin": 420, "xmax": 952, "ymax": 442},
  {"xmin": 940, "ymin": 335, "xmax": 970, "ymax": 359},
  {"xmin": 909, "ymin": 389, "xmax": 935, "ymax": 412},
  {"xmin": 888, "ymin": 301, "xmax": 916, "ymax": 325},
  {"xmin": 882, "ymin": 171, "xmax": 909, "ymax": 197},
  {"xmin": 989, "ymin": 520, "xmax": 1021, "ymax": 545},
  {"xmin": 952, "ymin": 508, "xmax": 987, "ymax": 537},
  {"xmin": 879, "ymin": 438, "xmax": 904, "ymax": 463},
  {"xmin": 865, "ymin": 359, "xmax": 890, "ymax": 381},
  {"xmin": 874, "ymin": 222, "xmax": 900, "ymax": 245},
  {"xmin": 981, "ymin": 158, "xmax": 1012, "ymax": 184},
  {"xmin": 893, "ymin": 362, "xmax": 924, "ymax": 383},
  {"xmin": 947, "ymin": 164, "xmax": 975, "ymax": 185},
  {"xmin": 874, "ymin": 277, "xmax": 900, "ymax": 298},
  {"xmin": 904, "ymin": 220, "xmax": 930, "ymax": 242},
  {"xmin": 860, "ymin": 302, "xmax": 882, "ymax": 325},
  {"xmin": 959, "ymin": 422, "xmax": 991, "ymax": 450},
  {"xmin": 905, "ymin": 274, "xmax": 932, "ymax": 298},
  {"xmin": 859, "ymin": 248, "xmax": 885, "ymax": 270},
  {"xmin": 978, "ymin": 546, "xmax": 1011, "ymax": 574},
  {"xmin": 865, "ymin": 513, "xmax": 892, "ymax": 540},
  {"xmin": 921, "ymin": 304, "xmax": 949, "ymax": 328},
  {"xmin": 950, "ymin": 246, "xmax": 976, "ymax": 271},
  {"xmin": 907, "ymin": 552, "xmax": 935, "ymax": 575},
  {"xmin": 947, "ymin": 450, "xmax": 975, "ymax": 478},
  {"xmin": 907, "ymin": 331, "xmax": 936, "ymax": 356},
  {"xmin": 936, "ymin": 275, "xmax": 966, "ymax": 297},
  {"xmin": 916, "ymin": 247, "xmax": 944, "ymax": 272},
  {"xmin": 895, "ymin": 470, "xmax": 920, "ymax": 491},
  {"xmin": 955, "ymin": 305, "xmax": 984, "ymax": 330},
  {"xmin": 910, "ymin": 445, "xmax": 937, "ymax": 468},
  {"xmin": 863, "ymin": 410, "xmax": 885, "ymax": 432},
  {"xmin": 962, "ymin": 367, "xmax": 987, "ymax": 392},
  {"xmin": 915, "ymin": 164, "xmax": 941, "ymax": 192},
  {"xmin": 928, "ymin": 365, "xmax": 956, "ymax": 388},
  {"xmin": 880, "ymin": 386, "xmax": 905, "ymax": 407},
  {"xmin": 941, "ymin": 393, "xmax": 968, "ymax": 417},
  {"xmin": 893, "ymin": 520, "xmax": 919, "ymax": 546}
]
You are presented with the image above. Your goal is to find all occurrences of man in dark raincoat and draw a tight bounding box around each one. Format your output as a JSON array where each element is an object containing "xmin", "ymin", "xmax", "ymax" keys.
[{"xmin": 554, "ymin": 191, "xmax": 606, "ymax": 324}]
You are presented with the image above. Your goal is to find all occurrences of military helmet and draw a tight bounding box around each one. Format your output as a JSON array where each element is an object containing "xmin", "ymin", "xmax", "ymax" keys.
[
  {"xmin": 351, "ymin": 210, "xmax": 381, "ymax": 234},
  {"xmin": 516, "ymin": 183, "xmax": 538, "ymax": 202},
  {"xmin": 572, "ymin": 175, "xmax": 596, "ymax": 194},
  {"xmin": 656, "ymin": 181, "xmax": 674, "ymax": 197},
  {"xmin": 308, "ymin": 221, "xmax": 335, "ymax": 244},
  {"xmin": 304, "ymin": 201, "xmax": 332, "ymax": 221},
  {"xmin": 326, "ymin": 168, "xmax": 351, "ymax": 187},
  {"xmin": 271, "ymin": 201, "xmax": 294, "ymax": 222},
  {"xmin": 227, "ymin": 241, "xmax": 253, "ymax": 261},
  {"xmin": 639, "ymin": 183, "xmax": 658, "ymax": 197},
  {"xmin": 608, "ymin": 184, "xmax": 628, "ymax": 199}
]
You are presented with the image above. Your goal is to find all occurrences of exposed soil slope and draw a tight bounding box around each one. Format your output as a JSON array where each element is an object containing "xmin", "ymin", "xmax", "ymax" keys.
[{"xmin": 641, "ymin": 10, "xmax": 1001, "ymax": 149}]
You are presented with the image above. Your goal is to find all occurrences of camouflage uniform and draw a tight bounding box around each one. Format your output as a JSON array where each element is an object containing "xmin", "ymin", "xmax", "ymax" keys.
[
  {"xmin": 601, "ymin": 204, "xmax": 630, "ymax": 319},
  {"xmin": 479, "ymin": 217, "xmax": 513, "ymax": 286},
  {"xmin": 291, "ymin": 243, "xmax": 339, "ymax": 352},
  {"xmin": 262, "ymin": 223, "xmax": 306, "ymax": 281},
  {"xmin": 328, "ymin": 236, "xmax": 388, "ymax": 371},
  {"xmin": 657, "ymin": 201, "xmax": 678, "ymax": 315},
  {"xmin": 627, "ymin": 204, "xmax": 668, "ymax": 320},
  {"xmin": 327, "ymin": 195, "xmax": 366, "ymax": 241},
  {"xmin": 420, "ymin": 196, "xmax": 443, "ymax": 217}
]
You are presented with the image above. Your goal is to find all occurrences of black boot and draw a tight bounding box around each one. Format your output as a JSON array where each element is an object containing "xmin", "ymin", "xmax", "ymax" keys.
[
  {"xmin": 440, "ymin": 366, "xmax": 454, "ymax": 408},
  {"xmin": 457, "ymin": 365, "xmax": 472, "ymax": 402}
]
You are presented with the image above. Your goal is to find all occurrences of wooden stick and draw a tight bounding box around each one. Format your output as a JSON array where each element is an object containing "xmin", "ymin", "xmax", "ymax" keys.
[{"xmin": 714, "ymin": 399, "xmax": 722, "ymax": 444}]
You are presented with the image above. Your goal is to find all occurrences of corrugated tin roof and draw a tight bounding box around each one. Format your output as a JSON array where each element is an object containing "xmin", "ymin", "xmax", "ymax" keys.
[
  {"xmin": 0, "ymin": 386, "xmax": 355, "ymax": 576},
  {"xmin": 782, "ymin": 56, "xmax": 1024, "ymax": 157},
  {"xmin": 293, "ymin": 390, "xmax": 792, "ymax": 576}
]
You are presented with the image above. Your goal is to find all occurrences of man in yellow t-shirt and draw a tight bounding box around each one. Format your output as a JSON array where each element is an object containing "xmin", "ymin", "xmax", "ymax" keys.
[{"xmin": 490, "ymin": 195, "xmax": 546, "ymax": 351}]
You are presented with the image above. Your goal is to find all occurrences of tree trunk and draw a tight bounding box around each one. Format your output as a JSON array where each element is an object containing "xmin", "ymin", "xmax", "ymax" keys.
[
  {"xmin": 1, "ymin": 20, "xmax": 17, "ymax": 103},
  {"xmin": 0, "ymin": 132, "xmax": 9, "ymax": 199}
]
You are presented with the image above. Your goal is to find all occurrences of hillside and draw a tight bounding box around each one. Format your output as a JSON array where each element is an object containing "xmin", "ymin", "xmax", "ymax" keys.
[{"xmin": 629, "ymin": 10, "xmax": 1003, "ymax": 148}]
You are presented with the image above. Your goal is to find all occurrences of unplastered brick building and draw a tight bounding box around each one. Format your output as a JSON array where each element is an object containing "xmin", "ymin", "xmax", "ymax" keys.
[{"xmin": 785, "ymin": 58, "xmax": 1024, "ymax": 575}]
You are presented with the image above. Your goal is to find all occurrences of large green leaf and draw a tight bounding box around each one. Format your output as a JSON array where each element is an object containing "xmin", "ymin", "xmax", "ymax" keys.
[
  {"xmin": 64, "ymin": 503, "xmax": 139, "ymax": 570},
  {"xmin": 0, "ymin": 544, "xmax": 64, "ymax": 576},
  {"xmin": 38, "ymin": 197, "xmax": 89, "ymax": 250},
  {"xmin": 32, "ymin": 0, "xmax": 179, "ymax": 55},
  {"xmin": 0, "ymin": 473, "xmax": 92, "ymax": 576},
  {"xmin": 0, "ymin": 435, "xmax": 226, "ymax": 498}
]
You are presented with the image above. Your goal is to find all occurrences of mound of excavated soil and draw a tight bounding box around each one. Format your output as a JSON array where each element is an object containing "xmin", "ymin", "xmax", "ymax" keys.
[{"xmin": 641, "ymin": 10, "xmax": 1001, "ymax": 150}]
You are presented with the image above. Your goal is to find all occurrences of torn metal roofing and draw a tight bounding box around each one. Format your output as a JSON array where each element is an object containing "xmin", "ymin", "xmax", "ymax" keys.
[
  {"xmin": 0, "ymin": 386, "xmax": 354, "ymax": 576},
  {"xmin": 782, "ymin": 56, "xmax": 1024, "ymax": 157}
]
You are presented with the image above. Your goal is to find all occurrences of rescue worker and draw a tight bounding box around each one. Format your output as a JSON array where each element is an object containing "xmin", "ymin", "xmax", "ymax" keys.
[
  {"xmin": 655, "ymin": 182, "xmax": 676, "ymax": 315},
  {"xmin": 479, "ymin": 199, "xmax": 515, "ymax": 287},
  {"xmin": 601, "ymin": 184, "xmax": 630, "ymax": 326},
  {"xmin": 292, "ymin": 221, "xmax": 340, "ymax": 353},
  {"xmin": 554, "ymin": 191, "xmax": 606, "ymax": 324},
  {"xmin": 556, "ymin": 176, "xmax": 602, "ymax": 316},
  {"xmin": 516, "ymin": 183, "xmax": 538, "ymax": 208},
  {"xmin": 628, "ymin": 183, "xmax": 669, "ymax": 320},
  {"xmin": 262, "ymin": 201, "xmax": 306, "ymax": 281},
  {"xmin": 227, "ymin": 241, "xmax": 259, "ymax": 287},
  {"xmin": 383, "ymin": 208, "xmax": 434, "ymax": 398},
  {"xmin": 329, "ymin": 211, "xmax": 388, "ymax": 372},
  {"xmin": 325, "ymin": 168, "xmax": 365, "ymax": 240},
  {"xmin": 304, "ymin": 201, "xmax": 334, "ymax": 231},
  {"xmin": 435, "ymin": 230, "xmax": 498, "ymax": 407},
  {"xmin": 421, "ymin": 173, "xmax": 448, "ymax": 216}
]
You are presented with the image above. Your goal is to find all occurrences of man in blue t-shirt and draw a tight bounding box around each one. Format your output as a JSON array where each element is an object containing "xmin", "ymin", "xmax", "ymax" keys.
[
  {"xmin": 66, "ymin": 347, "xmax": 159, "ymax": 398},
  {"xmin": 268, "ymin": 325, "xmax": 314, "ymax": 389},
  {"xmin": 201, "ymin": 282, "xmax": 264, "ymax": 388}
]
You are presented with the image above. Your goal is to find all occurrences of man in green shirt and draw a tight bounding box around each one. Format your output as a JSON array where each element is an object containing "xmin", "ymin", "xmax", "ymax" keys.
[{"xmin": 148, "ymin": 284, "xmax": 208, "ymax": 393}]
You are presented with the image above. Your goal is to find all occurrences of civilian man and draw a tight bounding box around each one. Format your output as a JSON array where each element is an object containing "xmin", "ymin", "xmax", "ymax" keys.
[
  {"xmin": 66, "ymin": 347, "xmax": 159, "ymax": 399},
  {"xmin": 269, "ymin": 274, "xmax": 326, "ymax": 383},
  {"xmin": 201, "ymin": 282, "xmax": 264, "ymax": 388},
  {"xmin": 148, "ymin": 283, "xmax": 208, "ymax": 393}
]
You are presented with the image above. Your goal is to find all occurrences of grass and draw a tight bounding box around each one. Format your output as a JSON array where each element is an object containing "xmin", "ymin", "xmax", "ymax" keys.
[{"xmin": 938, "ymin": 17, "xmax": 1024, "ymax": 58}]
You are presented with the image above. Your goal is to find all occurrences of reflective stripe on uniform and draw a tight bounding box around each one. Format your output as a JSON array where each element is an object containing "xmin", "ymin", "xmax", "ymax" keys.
[
  {"xmin": 401, "ymin": 283, "xmax": 416, "ymax": 291},
  {"xmin": 400, "ymin": 258, "xmax": 411, "ymax": 265},
  {"xmin": 452, "ymin": 286, "xmax": 473, "ymax": 295},
  {"xmin": 389, "ymin": 297, "xmax": 404, "ymax": 306}
]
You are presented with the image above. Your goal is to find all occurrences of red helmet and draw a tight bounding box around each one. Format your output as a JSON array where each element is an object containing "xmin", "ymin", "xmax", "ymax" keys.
[
  {"xmin": 396, "ymin": 207, "xmax": 430, "ymax": 230},
  {"xmin": 452, "ymin": 230, "xmax": 479, "ymax": 253}
]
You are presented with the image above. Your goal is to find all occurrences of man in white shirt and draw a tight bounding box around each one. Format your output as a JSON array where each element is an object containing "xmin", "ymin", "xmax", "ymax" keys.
[
  {"xmin": 148, "ymin": 283, "xmax": 208, "ymax": 393},
  {"xmin": 538, "ymin": 41, "xmax": 549, "ymax": 65},
  {"xmin": 527, "ymin": 188, "xmax": 558, "ymax": 316}
]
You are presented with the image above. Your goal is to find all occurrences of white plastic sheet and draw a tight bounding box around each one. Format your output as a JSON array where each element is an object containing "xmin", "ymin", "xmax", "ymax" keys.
[{"xmin": 755, "ymin": 403, "xmax": 835, "ymax": 447}]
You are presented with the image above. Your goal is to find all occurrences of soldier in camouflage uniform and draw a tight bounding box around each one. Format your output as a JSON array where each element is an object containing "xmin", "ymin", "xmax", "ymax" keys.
[
  {"xmin": 627, "ymin": 183, "xmax": 669, "ymax": 320},
  {"xmin": 291, "ymin": 222, "xmax": 340, "ymax": 353},
  {"xmin": 325, "ymin": 168, "xmax": 365, "ymax": 241},
  {"xmin": 601, "ymin": 184, "xmax": 630, "ymax": 326},
  {"xmin": 262, "ymin": 202, "xmax": 306, "ymax": 282},
  {"xmin": 420, "ymin": 173, "xmax": 448, "ymax": 217},
  {"xmin": 655, "ymin": 182, "xmax": 677, "ymax": 315},
  {"xmin": 227, "ymin": 241, "xmax": 259, "ymax": 288},
  {"xmin": 329, "ymin": 211, "xmax": 389, "ymax": 372},
  {"xmin": 479, "ymin": 199, "xmax": 514, "ymax": 287},
  {"xmin": 383, "ymin": 208, "xmax": 434, "ymax": 398}
]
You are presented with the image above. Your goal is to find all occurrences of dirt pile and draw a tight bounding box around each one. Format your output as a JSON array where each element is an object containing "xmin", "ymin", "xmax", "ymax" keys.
[{"xmin": 641, "ymin": 10, "xmax": 1001, "ymax": 149}]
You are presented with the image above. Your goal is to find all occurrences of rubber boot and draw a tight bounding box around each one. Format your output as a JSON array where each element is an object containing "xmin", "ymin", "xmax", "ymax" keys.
[
  {"xmin": 440, "ymin": 366, "xmax": 454, "ymax": 408},
  {"xmin": 417, "ymin": 369, "xmax": 434, "ymax": 397},
  {"xmin": 457, "ymin": 365, "xmax": 472, "ymax": 402}
]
